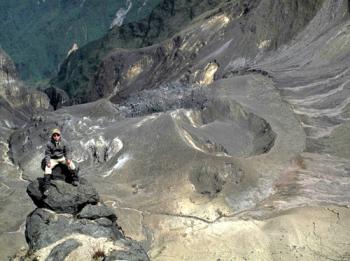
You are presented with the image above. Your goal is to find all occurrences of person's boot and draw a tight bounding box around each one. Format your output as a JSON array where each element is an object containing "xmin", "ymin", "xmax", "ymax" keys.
[
  {"xmin": 72, "ymin": 176, "xmax": 79, "ymax": 186},
  {"xmin": 43, "ymin": 174, "xmax": 51, "ymax": 196},
  {"xmin": 71, "ymin": 169, "xmax": 79, "ymax": 186}
]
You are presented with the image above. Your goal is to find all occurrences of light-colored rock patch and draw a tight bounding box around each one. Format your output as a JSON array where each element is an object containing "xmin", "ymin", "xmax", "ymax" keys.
[
  {"xmin": 126, "ymin": 56, "xmax": 153, "ymax": 81},
  {"xmin": 148, "ymin": 206, "xmax": 350, "ymax": 260},
  {"xmin": 33, "ymin": 234, "xmax": 126, "ymax": 261},
  {"xmin": 198, "ymin": 62, "xmax": 219, "ymax": 86},
  {"xmin": 258, "ymin": 39, "xmax": 271, "ymax": 49}
]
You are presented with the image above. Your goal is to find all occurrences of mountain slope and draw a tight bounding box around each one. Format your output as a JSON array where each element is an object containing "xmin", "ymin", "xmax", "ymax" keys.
[
  {"xmin": 51, "ymin": 0, "xmax": 324, "ymax": 103},
  {"xmin": 0, "ymin": 0, "xmax": 161, "ymax": 82},
  {"xmin": 3, "ymin": 0, "xmax": 350, "ymax": 260},
  {"xmin": 50, "ymin": 0, "xmax": 231, "ymax": 102}
]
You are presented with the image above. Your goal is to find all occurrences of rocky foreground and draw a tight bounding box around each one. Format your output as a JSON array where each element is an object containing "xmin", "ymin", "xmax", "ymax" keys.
[{"xmin": 11, "ymin": 170, "xmax": 149, "ymax": 261}]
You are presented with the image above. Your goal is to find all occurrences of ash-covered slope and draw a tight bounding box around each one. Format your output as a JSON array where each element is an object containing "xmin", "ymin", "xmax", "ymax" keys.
[{"xmin": 3, "ymin": 0, "xmax": 350, "ymax": 260}]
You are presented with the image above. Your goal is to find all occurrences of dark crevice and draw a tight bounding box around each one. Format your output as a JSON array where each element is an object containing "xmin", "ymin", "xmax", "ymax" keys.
[
  {"xmin": 43, "ymin": 87, "xmax": 67, "ymax": 110},
  {"xmin": 223, "ymin": 67, "xmax": 273, "ymax": 79},
  {"xmin": 149, "ymin": 206, "xmax": 255, "ymax": 224}
]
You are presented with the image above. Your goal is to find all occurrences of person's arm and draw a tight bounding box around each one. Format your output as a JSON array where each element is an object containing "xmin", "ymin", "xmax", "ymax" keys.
[
  {"xmin": 44, "ymin": 143, "xmax": 52, "ymax": 167},
  {"xmin": 63, "ymin": 140, "xmax": 72, "ymax": 161}
]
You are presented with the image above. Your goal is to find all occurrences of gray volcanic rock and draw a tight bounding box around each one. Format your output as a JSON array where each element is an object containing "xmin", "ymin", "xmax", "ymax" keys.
[
  {"xmin": 0, "ymin": 96, "xmax": 27, "ymax": 128},
  {"xmin": 105, "ymin": 248, "xmax": 150, "ymax": 261},
  {"xmin": 95, "ymin": 217, "xmax": 113, "ymax": 227},
  {"xmin": 78, "ymin": 203, "xmax": 117, "ymax": 221},
  {"xmin": 22, "ymin": 160, "xmax": 149, "ymax": 260},
  {"xmin": 25, "ymin": 208, "xmax": 123, "ymax": 251},
  {"xmin": 23, "ymin": 204, "xmax": 150, "ymax": 260},
  {"xmin": 23, "ymin": 175, "xmax": 149, "ymax": 260},
  {"xmin": 27, "ymin": 178, "xmax": 99, "ymax": 214},
  {"xmin": 46, "ymin": 239, "xmax": 82, "ymax": 261},
  {"xmin": 44, "ymin": 86, "xmax": 70, "ymax": 110}
]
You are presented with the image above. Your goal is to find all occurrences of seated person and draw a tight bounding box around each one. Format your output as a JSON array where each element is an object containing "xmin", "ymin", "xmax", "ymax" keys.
[{"xmin": 43, "ymin": 128, "xmax": 79, "ymax": 195}]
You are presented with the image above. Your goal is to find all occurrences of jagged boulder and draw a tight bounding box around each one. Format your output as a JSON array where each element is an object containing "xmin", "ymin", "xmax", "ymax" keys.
[
  {"xmin": 27, "ymin": 178, "xmax": 99, "ymax": 214},
  {"xmin": 25, "ymin": 208, "xmax": 123, "ymax": 251},
  {"xmin": 24, "ymin": 175, "xmax": 150, "ymax": 260},
  {"xmin": 45, "ymin": 239, "xmax": 82, "ymax": 261},
  {"xmin": 104, "ymin": 247, "xmax": 151, "ymax": 261},
  {"xmin": 24, "ymin": 207, "xmax": 149, "ymax": 260},
  {"xmin": 77, "ymin": 203, "xmax": 117, "ymax": 221}
]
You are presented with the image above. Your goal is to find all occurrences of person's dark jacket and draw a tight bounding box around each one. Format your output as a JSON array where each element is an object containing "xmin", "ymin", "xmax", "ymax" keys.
[{"xmin": 44, "ymin": 138, "xmax": 72, "ymax": 163}]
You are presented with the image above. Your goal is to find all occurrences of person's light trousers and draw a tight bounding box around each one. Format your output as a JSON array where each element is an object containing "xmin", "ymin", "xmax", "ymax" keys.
[{"xmin": 44, "ymin": 157, "xmax": 76, "ymax": 175}]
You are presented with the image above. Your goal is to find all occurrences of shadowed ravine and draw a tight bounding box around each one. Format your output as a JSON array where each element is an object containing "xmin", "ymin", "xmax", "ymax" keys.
[{"xmin": 1, "ymin": 0, "xmax": 350, "ymax": 260}]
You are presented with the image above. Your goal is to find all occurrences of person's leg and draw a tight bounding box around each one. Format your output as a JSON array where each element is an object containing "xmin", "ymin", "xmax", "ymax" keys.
[
  {"xmin": 68, "ymin": 161, "xmax": 79, "ymax": 186},
  {"xmin": 42, "ymin": 173, "xmax": 51, "ymax": 196},
  {"xmin": 68, "ymin": 161, "xmax": 76, "ymax": 171},
  {"xmin": 44, "ymin": 158, "xmax": 60, "ymax": 174},
  {"xmin": 43, "ymin": 159, "xmax": 60, "ymax": 195},
  {"xmin": 60, "ymin": 157, "xmax": 79, "ymax": 185},
  {"xmin": 57, "ymin": 157, "xmax": 66, "ymax": 165}
]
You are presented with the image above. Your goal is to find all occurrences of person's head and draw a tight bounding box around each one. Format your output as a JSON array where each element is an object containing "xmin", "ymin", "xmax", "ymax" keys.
[{"xmin": 51, "ymin": 128, "xmax": 61, "ymax": 142}]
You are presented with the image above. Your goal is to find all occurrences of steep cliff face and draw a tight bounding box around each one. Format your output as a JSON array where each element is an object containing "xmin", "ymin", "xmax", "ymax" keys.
[
  {"xmin": 51, "ymin": 0, "xmax": 324, "ymax": 103},
  {"xmin": 0, "ymin": 49, "xmax": 50, "ymax": 115},
  {"xmin": 0, "ymin": 49, "xmax": 20, "ymax": 94},
  {"xmin": 0, "ymin": 0, "xmax": 161, "ymax": 81}
]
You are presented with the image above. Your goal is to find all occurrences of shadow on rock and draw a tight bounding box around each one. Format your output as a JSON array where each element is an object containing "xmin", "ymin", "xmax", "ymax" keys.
[
  {"xmin": 27, "ymin": 177, "xmax": 99, "ymax": 214},
  {"xmin": 20, "ymin": 170, "xmax": 150, "ymax": 260}
]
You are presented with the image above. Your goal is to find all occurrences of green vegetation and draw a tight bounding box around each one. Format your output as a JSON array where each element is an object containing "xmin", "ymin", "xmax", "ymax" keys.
[{"xmin": 0, "ymin": 0, "xmax": 161, "ymax": 82}]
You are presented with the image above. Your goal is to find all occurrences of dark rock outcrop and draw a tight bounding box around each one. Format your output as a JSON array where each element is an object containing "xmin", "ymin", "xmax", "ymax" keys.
[
  {"xmin": 78, "ymin": 203, "xmax": 117, "ymax": 221},
  {"xmin": 25, "ymin": 208, "xmax": 123, "ymax": 250},
  {"xmin": 105, "ymin": 247, "xmax": 152, "ymax": 261},
  {"xmin": 44, "ymin": 86, "xmax": 70, "ymax": 110},
  {"xmin": 45, "ymin": 239, "xmax": 82, "ymax": 261},
  {"xmin": 24, "ymin": 173, "xmax": 149, "ymax": 260},
  {"xmin": 27, "ymin": 178, "xmax": 99, "ymax": 214}
]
